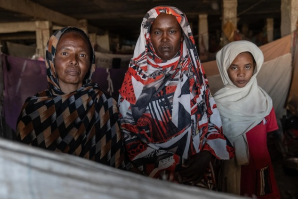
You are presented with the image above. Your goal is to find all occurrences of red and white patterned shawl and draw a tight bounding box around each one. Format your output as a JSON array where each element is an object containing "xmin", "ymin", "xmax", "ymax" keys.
[{"xmin": 119, "ymin": 6, "xmax": 234, "ymax": 180}]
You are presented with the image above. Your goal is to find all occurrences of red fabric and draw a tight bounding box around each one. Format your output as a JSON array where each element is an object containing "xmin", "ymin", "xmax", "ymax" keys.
[{"xmin": 240, "ymin": 108, "xmax": 280, "ymax": 199}]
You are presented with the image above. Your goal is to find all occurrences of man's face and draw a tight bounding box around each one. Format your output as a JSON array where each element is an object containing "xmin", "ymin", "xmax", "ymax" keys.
[
  {"xmin": 150, "ymin": 13, "xmax": 183, "ymax": 61},
  {"xmin": 54, "ymin": 32, "xmax": 91, "ymax": 91}
]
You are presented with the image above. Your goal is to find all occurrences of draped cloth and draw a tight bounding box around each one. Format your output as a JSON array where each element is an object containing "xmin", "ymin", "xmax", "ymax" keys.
[
  {"xmin": 16, "ymin": 27, "xmax": 125, "ymax": 169},
  {"xmin": 214, "ymin": 41, "xmax": 273, "ymax": 166},
  {"xmin": 118, "ymin": 6, "xmax": 234, "ymax": 186}
]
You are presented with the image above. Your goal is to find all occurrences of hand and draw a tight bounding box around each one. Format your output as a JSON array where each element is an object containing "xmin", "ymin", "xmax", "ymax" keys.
[
  {"xmin": 130, "ymin": 165, "xmax": 144, "ymax": 175},
  {"xmin": 158, "ymin": 171, "xmax": 180, "ymax": 183},
  {"xmin": 178, "ymin": 150, "xmax": 213, "ymax": 185}
]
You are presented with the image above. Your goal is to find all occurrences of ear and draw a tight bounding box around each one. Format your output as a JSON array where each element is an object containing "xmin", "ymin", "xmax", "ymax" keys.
[{"xmin": 180, "ymin": 36, "xmax": 184, "ymax": 42}]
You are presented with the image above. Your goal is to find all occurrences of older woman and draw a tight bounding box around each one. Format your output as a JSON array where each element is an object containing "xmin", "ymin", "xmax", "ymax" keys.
[
  {"xmin": 118, "ymin": 6, "xmax": 234, "ymax": 188},
  {"xmin": 16, "ymin": 27, "xmax": 126, "ymax": 169}
]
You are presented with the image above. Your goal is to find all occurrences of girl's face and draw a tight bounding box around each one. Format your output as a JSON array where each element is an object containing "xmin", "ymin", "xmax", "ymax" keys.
[{"xmin": 227, "ymin": 52, "xmax": 255, "ymax": 88}]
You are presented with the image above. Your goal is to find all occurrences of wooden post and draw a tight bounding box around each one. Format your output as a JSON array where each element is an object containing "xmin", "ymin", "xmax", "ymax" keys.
[
  {"xmin": 267, "ymin": 18, "xmax": 274, "ymax": 42},
  {"xmin": 221, "ymin": 0, "xmax": 238, "ymax": 45},
  {"xmin": 198, "ymin": 14, "xmax": 209, "ymax": 53},
  {"xmin": 78, "ymin": 19, "xmax": 88, "ymax": 34},
  {"xmin": 35, "ymin": 21, "xmax": 52, "ymax": 58},
  {"xmin": 97, "ymin": 31, "xmax": 110, "ymax": 52},
  {"xmin": 89, "ymin": 33, "xmax": 97, "ymax": 49},
  {"xmin": 281, "ymin": 0, "xmax": 298, "ymax": 37}
]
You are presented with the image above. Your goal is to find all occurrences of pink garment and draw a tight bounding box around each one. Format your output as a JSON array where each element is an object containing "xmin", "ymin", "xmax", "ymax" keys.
[
  {"xmin": 241, "ymin": 108, "xmax": 280, "ymax": 199},
  {"xmin": 2, "ymin": 54, "xmax": 47, "ymax": 131}
]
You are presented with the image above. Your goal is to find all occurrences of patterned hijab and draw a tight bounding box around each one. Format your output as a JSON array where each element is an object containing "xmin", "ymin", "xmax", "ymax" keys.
[
  {"xmin": 119, "ymin": 6, "xmax": 233, "ymax": 182},
  {"xmin": 16, "ymin": 27, "xmax": 125, "ymax": 169},
  {"xmin": 214, "ymin": 40, "xmax": 272, "ymax": 165}
]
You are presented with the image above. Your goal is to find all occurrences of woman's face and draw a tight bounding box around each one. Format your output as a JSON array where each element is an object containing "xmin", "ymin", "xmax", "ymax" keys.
[
  {"xmin": 227, "ymin": 52, "xmax": 255, "ymax": 88},
  {"xmin": 54, "ymin": 31, "xmax": 91, "ymax": 91},
  {"xmin": 150, "ymin": 13, "xmax": 183, "ymax": 61}
]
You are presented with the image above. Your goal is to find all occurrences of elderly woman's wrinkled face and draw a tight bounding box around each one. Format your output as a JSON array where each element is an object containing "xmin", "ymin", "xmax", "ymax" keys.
[
  {"xmin": 54, "ymin": 31, "xmax": 91, "ymax": 91},
  {"xmin": 150, "ymin": 13, "xmax": 183, "ymax": 61}
]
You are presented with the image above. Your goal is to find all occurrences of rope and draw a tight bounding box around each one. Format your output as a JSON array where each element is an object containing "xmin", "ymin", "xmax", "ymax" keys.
[{"xmin": 106, "ymin": 68, "xmax": 114, "ymax": 96}]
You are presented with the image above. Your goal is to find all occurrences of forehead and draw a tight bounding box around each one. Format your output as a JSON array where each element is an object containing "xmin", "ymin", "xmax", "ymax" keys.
[
  {"xmin": 151, "ymin": 13, "xmax": 180, "ymax": 28},
  {"xmin": 234, "ymin": 52, "xmax": 254, "ymax": 62},
  {"xmin": 57, "ymin": 31, "xmax": 89, "ymax": 49}
]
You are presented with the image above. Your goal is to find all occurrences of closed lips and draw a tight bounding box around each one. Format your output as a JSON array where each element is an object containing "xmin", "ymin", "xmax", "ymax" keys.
[
  {"xmin": 237, "ymin": 80, "xmax": 246, "ymax": 83},
  {"xmin": 66, "ymin": 69, "xmax": 80, "ymax": 75},
  {"xmin": 160, "ymin": 46, "xmax": 171, "ymax": 50}
]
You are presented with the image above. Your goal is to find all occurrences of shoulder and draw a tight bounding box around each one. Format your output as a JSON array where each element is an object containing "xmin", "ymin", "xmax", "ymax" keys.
[
  {"xmin": 96, "ymin": 88, "xmax": 115, "ymax": 102},
  {"xmin": 265, "ymin": 107, "xmax": 278, "ymax": 132},
  {"xmin": 265, "ymin": 108, "xmax": 277, "ymax": 120},
  {"xmin": 22, "ymin": 90, "xmax": 50, "ymax": 105},
  {"xmin": 94, "ymin": 88, "xmax": 118, "ymax": 110}
]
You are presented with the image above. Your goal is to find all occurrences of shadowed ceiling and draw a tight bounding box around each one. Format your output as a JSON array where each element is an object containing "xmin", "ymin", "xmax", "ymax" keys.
[{"xmin": 0, "ymin": 0, "xmax": 282, "ymax": 42}]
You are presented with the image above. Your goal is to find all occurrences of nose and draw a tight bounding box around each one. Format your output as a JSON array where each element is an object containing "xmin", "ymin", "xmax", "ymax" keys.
[
  {"xmin": 69, "ymin": 53, "xmax": 79, "ymax": 65},
  {"xmin": 161, "ymin": 32, "xmax": 168, "ymax": 42},
  {"xmin": 238, "ymin": 68, "xmax": 245, "ymax": 77}
]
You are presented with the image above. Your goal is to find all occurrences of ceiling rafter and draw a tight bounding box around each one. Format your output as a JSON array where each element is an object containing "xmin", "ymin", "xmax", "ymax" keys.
[{"xmin": 0, "ymin": 0, "xmax": 104, "ymax": 34}]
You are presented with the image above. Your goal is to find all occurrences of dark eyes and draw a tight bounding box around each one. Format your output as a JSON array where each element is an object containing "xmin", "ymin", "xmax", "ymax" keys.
[
  {"xmin": 153, "ymin": 30, "xmax": 177, "ymax": 35},
  {"xmin": 60, "ymin": 52, "xmax": 87, "ymax": 58},
  {"xmin": 229, "ymin": 65, "xmax": 252, "ymax": 70}
]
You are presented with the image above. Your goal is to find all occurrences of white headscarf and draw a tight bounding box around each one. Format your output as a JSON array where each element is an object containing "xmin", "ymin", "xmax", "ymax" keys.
[{"xmin": 214, "ymin": 40, "xmax": 272, "ymax": 165}]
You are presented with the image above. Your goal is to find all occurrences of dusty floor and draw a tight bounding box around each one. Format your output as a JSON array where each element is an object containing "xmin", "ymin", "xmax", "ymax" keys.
[{"xmin": 268, "ymin": 130, "xmax": 298, "ymax": 199}]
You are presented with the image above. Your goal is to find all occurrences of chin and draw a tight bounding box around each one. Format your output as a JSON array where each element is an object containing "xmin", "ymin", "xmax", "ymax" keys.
[
  {"xmin": 236, "ymin": 84, "xmax": 246, "ymax": 88},
  {"xmin": 161, "ymin": 55, "xmax": 175, "ymax": 61},
  {"xmin": 66, "ymin": 78, "xmax": 81, "ymax": 84}
]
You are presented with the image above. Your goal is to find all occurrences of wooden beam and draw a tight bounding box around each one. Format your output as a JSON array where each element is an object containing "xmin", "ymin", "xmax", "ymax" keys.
[
  {"xmin": 88, "ymin": 25, "xmax": 104, "ymax": 35},
  {"xmin": 0, "ymin": 0, "xmax": 104, "ymax": 34},
  {"xmin": 0, "ymin": 33, "xmax": 36, "ymax": 41},
  {"xmin": 0, "ymin": 0, "xmax": 77, "ymax": 26},
  {"xmin": 0, "ymin": 22, "xmax": 36, "ymax": 33},
  {"xmin": 77, "ymin": 13, "xmax": 144, "ymax": 20},
  {"xmin": 91, "ymin": 0, "xmax": 132, "ymax": 10},
  {"xmin": 53, "ymin": 25, "xmax": 64, "ymax": 31},
  {"xmin": 75, "ymin": 11, "xmax": 220, "ymax": 20}
]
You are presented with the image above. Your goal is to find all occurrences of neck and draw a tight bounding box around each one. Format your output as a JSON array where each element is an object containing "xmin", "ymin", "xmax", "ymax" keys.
[{"xmin": 59, "ymin": 82, "xmax": 82, "ymax": 93}]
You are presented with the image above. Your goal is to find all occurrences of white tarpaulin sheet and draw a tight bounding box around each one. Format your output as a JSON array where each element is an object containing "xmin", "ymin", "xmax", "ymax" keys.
[
  {"xmin": 286, "ymin": 31, "xmax": 298, "ymax": 117},
  {"xmin": 0, "ymin": 139, "xmax": 245, "ymax": 199}
]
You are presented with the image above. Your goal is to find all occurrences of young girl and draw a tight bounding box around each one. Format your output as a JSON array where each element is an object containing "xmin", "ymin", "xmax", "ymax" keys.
[{"xmin": 214, "ymin": 41, "xmax": 280, "ymax": 198}]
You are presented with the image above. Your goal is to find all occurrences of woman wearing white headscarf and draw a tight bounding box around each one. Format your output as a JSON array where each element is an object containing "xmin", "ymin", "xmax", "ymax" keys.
[{"xmin": 214, "ymin": 40, "xmax": 280, "ymax": 198}]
